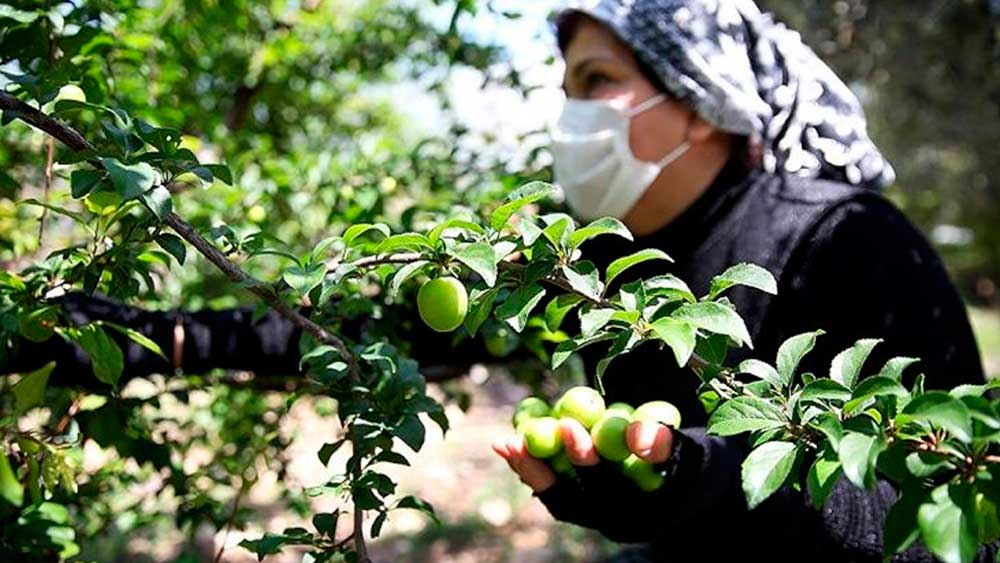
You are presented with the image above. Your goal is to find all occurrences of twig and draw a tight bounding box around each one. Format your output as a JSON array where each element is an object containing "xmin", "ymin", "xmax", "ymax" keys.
[
  {"xmin": 38, "ymin": 139, "xmax": 55, "ymax": 242},
  {"xmin": 214, "ymin": 480, "xmax": 249, "ymax": 563}
]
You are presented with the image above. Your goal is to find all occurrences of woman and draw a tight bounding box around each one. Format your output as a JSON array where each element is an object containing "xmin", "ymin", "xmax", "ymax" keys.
[
  {"xmin": 0, "ymin": 1, "xmax": 991, "ymax": 561},
  {"xmin": 492, "ymin": 1, "xmax": 992, "ymax": 562}
]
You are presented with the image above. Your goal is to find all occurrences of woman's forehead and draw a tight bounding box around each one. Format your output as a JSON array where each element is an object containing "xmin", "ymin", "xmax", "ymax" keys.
[{"xmin": 562, "ymin": 17, "xmax": 635, "ymax": 68}]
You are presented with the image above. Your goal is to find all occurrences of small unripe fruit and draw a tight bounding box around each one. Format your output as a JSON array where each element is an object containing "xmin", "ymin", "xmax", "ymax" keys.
[
  {"xmin": 632, "ymin": 400, "xmax": 682, "ymax": 428},
  {"xmin": 605, "ymin": 402, "xmax": 635, "ymax": 418},
  {"xmin": 553, "ymin": 386, "xmax": 606, "ymax": 430},
  {"xmin": 417, "ymin": 277, "xmax": 468, "ymax": 332},
  {"xmin": 549, "ymin": 451, "xmax": 576, "ymax": 476},
  {"xmin": 247, "ymin": 205, "xmax": 267, "ymax": 223},
  {"xmin": 512, "ymin": 397, "xmax": 551, "ymax": 428},
  {"xmin": 523, "ymin": 417, "xmax": 562, "ymax": 459},
  {"xmin": 591, "ymin": 414, "xmax": 631, "ymax": 462},
  {"xmin": 55, "ymin": 84, "xmax": 87, "ymax": 104},
  {"xmin": 622, "ymin": 454, "xmax": 665, "ymax": 492}
]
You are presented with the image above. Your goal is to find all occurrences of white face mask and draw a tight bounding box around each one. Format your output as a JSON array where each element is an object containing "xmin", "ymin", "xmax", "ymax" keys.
[{"xmin": 550, "ymin": 93, "xmax": 691, "ymax": 221}]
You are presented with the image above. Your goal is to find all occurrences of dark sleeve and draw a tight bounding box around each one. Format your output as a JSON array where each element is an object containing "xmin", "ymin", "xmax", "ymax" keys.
[
  {"xmin": 1, "ymin": 292, "xmax": 306, "ymax": 386},
  {"xmin": 2, "ymin": 290, "xmax": 514, "ymax": 388},
  {"xmin": 531, "ymin": 196, "xmax": 997, "ymax": 561}
]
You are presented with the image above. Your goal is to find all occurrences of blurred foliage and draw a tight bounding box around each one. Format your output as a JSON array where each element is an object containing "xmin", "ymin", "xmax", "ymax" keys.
[{"xmin": 760, "ymin": 0, "xmax": 1000, "ymax": 303}]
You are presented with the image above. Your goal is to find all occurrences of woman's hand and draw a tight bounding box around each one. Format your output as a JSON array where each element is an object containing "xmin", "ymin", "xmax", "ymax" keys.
[{"xmin": 491, "ymin": 418, "xmax": 675, "ymax": 491}]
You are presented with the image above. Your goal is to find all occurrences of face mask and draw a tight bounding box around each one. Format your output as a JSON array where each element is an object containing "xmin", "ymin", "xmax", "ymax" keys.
[{"xmin": 550, "ymin": 93, "xmax": 691, "ymax": 221}]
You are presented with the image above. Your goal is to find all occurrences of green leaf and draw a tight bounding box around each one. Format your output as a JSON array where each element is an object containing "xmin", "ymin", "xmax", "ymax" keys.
[
  {"xmin": 643, "ymin": 274, "xmax": 696, "ymax": 303},
  {"xmin": 776, "ymin": 330, "xmax": 824, "ymax": 387},
  {"xmin": 606, "ymin": 249, "xmax": 673, "ymax": 288},
  {"xmin": 101, "ymin": 322, "xmax": 167, "ymax": 360},
  {"xmin": 496, "ymin": 284, "xmax": 546, "ymax": 333},
  {"xmin": 918, "ymin": 485, "xmax": 979, "ymax": 563},
  {"xmin": 155, "ymin": 233, "xmax": 186, "ymax": 265},
  {"xmin": 427, "ymin": 218, "xmax": 485, "ymax": 246},
  {"xmin": 800, "ymin": 379, "xmax": 852, "ymax": 403},
  {"xmin": 140, "ymin": 185, "xmax": 172, "ymax": 220},
  {"xmin": 73, "ymin": 324, "xmax": 124, "ymax": 387},
  {"xmin": 738, "ymin": 359, "xmax": 782, "ymax": 389},
  {"xmin": 204, "ymin": 164, "xmax": 233, "ymax": 185},
  {"xmin": 552, "ymin": 333, "xmax": 614, "ymax": 369},
  {"xmin": 283, "ymin": 263, "xmax": 327, "ymax": 298},
  {"xmin": 878, "ymin": 356, "xmax": 920, "ymax": 382},
  {"xmin": 389, "ymin": 260, "xmax": 429, "ymax": 296},
  {"xmin": 811, "ymin": 412, "xmax": 844, "ymax": 451},
  {"xmin": 312, "ymin": 511, "xmax": 340, "ymax": 538},
  {"xmin": 579, "ymin": 308, "xmax": 615, "ymax": 337},
  {"xmin": 541, "ymin": 214, "xmax": 574, "ymax": 248},
  {"xmin": 395, "ymin": 415, "xmax": 426, "ymax": 452},
  {"xmin": 741, "ymin": 441, "xmax": 799, "ymax": 509},
  {"xmin": 707, "ymin": 263, "xmax": 778, "ymax": 300},
  {"xmin": 844, "ymin": 376, "xmax": 908, "ymax": 414},
  {"xmin": 449, "ymin": 242, "xmax": 497, "ymax": 287},
  {"xmin": 901, "ymin": 391, "xmax": 973, "ymax": 443},
  {"xmin": 707, "ymin": 396, "xmax": 786, "ymax": 436},
  {"xmin": 343, "ymin": 223, "xmax": 391, "ymax": 246},
  {"xmin": 519, "ymin": 219, "xmax": 544, "ymax": 246},
  {"xmin": 838, "ymin": 432, "xmax": 886, "ymax": 488},
  {"xmin": 13, "ymin": 361, "xmax": 54, "ymax": 416},
  {"xmin": 543, "ymin": 294, "xmax": 583, "ymax": 332},
  {"xmin": 673, "ymin": 301, "xmax": 753, "ymax": 349},
  {"xmin": 0, "ymin": 5, "xmax": 40, "ymax": 22},
  {"xmin": 463, "ymin": 286, "xmax": 499, "ymax": 337},
  {"xmin": 396, "ymin": 495, "xmax": 439, "ymax": 524},
  {"xmin": 70, "ymin": 169, "xmax": 104, "ymax": 198},
  {"xmin": 561, "ymin": 263, "xmax": 602, "ymax": 301},
  {"xmin": 318, "ymin": 440, "xmax": 346, "ymax": 465},
  {"xmin": 806, "ymin": 449, "xmax": 842, "ymax": 509},
  {"xmin": 567, "ymin": 217, "xmax": 632, "ymax": 249},
  {"xmin": 830, "ymin": 338, "xmax": 882, "ymax": 389},
  {"xmin": 490, "ymin": 181, "xmax": 555, "ymax": 231},
  {"xmin": 0, "ymin": 448, "xmax": 23, "ymax": 507},
  {"xmin": 649, "ymin": 317, "xmax": 696, "ymax": 367},
  {"xmin": 374, "ymin": 233, "xmax": 433, "ymax": 254},
  {"xmin": 102, "ymin": 157, "xmax": 156, "ymax": 201}
]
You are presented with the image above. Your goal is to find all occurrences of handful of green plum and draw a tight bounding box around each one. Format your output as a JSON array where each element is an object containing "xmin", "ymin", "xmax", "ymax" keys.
[{"xmin": 512, "ymin": 386, "xmax": 681, "ymax": 492}]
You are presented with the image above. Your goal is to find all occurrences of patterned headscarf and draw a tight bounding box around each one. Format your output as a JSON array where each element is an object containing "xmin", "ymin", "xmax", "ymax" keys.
[{"xmin": 553, "ymin": 0, "xmax": 896, "ymax": 190}]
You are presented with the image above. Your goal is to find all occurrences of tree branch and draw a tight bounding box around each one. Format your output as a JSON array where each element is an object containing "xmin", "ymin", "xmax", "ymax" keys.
[{"xmin": 0, "ymin": 91, "xmax": 354, "ymax": 367}]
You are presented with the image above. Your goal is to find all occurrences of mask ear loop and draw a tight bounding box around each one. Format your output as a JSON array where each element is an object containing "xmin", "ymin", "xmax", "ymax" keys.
[
  {"xmin": 623, "ymin": 93, "xmax": 668, "ymax": 117},
  {"xmin": 655, "ymin": 140, "xmax": 691, "ymax": 169}
]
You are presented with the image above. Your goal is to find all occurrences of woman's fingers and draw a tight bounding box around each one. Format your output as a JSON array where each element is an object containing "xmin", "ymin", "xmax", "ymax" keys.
[
  {"xmin": 627, "ymin": 421, "xmax": 673, "ymax": 463},
  {"xmin": 559, "ymin": 418, "xmax": 600, "ymax": 466},
  {"xmin": 490, "ymin": 433, "xmax": 557, "ymax": 492}
]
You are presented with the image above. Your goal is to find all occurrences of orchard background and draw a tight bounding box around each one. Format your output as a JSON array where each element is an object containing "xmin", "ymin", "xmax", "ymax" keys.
[{"xmin": 1, "ymin": 1, "xmax": 999, "ymax": 562}]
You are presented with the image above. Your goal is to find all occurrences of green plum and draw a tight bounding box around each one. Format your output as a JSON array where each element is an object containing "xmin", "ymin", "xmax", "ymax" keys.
[
  {"xmin": 590, "ymin": 414, "xmax": 631, "ymax": 462},
  {"xmin": 553, "ymin": 386, "xmax": 606, "ymax": 429},
  {"xmin": 512, "ymin": 396, "xmax": 551, "ymax": 428},
  {"xmin": 605, "ymin": 402, "xmax": 635, "ymax": 418},
  {"xmin": 632, "ymin": 400, "xmax": 682, "ymax": 428},
  {"xmin": 549, "ymin": 451, "xmax": 576, "ymax": 477},
  {"xmin": 417, "ymin": 277, "xmax": 468, "ymax": 332},
  {"xmin": 622, "ymin": 454, "xmax": 665, "ymax": 492},
  {"xmin": 523, "ymin": 416, "xmax": 563, "ymax": 459}
]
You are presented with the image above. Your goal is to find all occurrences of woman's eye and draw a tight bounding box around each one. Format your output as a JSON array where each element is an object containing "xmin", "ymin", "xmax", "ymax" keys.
[{"xmin": 586, "ymin": 72, "xmax": 612, "ymax": 91}]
